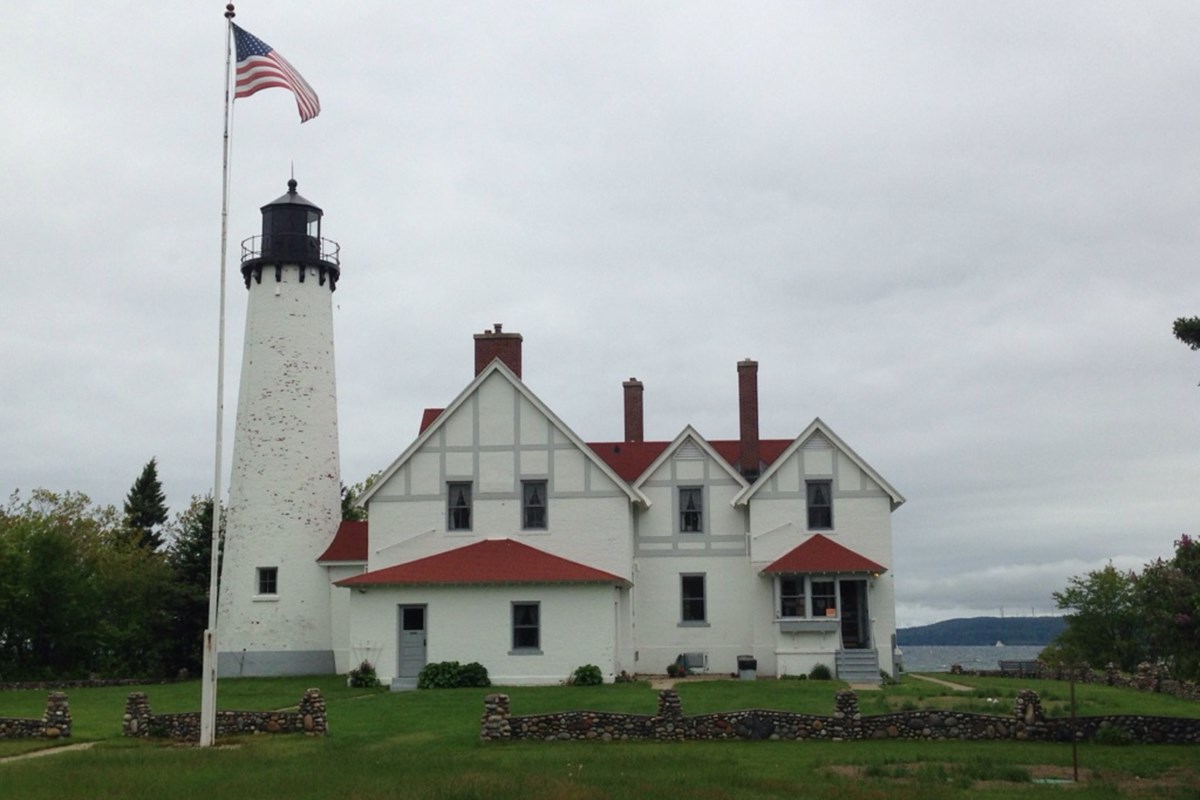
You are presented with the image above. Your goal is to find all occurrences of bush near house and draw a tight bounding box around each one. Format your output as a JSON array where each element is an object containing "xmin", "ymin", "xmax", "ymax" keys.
[
  {"xmin": 416, "ymin": 661, "xmax": 490, "ymax": 689},
  {"xmin": 347, "ymin": 660, "xmax": 380, "ymax": 688},
  {"xmin": 571, "ymin": 664, "xmax": 603, "ymax": 686}
]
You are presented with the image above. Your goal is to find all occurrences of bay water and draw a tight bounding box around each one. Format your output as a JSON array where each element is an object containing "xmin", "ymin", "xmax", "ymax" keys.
[{"xmin": 897, "ymin": 644, "xmax": 1046, "ymax": 674}]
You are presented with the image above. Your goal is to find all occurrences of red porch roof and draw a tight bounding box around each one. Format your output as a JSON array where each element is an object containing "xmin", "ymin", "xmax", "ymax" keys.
[
  {"xmin": 317, "ymin": 520, "xmax": 368, "ymax": 562},
  {"xmin": 762, "ymin": 534, "xmax": 886, "ymax": 575},
  {"xmin": 336, "ymin": 538, "xmax": 628, "ymax": 587}
]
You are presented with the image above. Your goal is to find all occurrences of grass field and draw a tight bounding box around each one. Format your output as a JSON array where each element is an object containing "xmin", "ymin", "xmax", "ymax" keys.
[{"xmin": 1, "ymin": 674, "xmax": 1198, "ymax": 799}]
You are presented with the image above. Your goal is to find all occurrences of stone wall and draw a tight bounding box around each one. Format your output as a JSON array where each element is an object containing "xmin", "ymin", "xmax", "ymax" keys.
[
  {"xmin": 0, "ymin": 692, "xmax": 71, "ymax": 739},
  {"xmin": 481, "ymin": 688, "xmax": 1200, "ymax": 745},
  {"xmin": 122, "ymin": 688, "xmax": 326, "ymax": 741}
]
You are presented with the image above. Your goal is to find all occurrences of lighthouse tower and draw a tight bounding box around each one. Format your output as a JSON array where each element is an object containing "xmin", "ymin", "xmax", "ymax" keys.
[{"xmin": 217, "ymin": 179, "xmax": 342, "ymax": 677}]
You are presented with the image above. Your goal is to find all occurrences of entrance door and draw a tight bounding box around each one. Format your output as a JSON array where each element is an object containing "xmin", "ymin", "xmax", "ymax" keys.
[
  {"xmin": 398, "ymin": 605, "xmax": 427, "ymax": 679},
  {"xmin": 839, "ymin": 581, "xmax": 869, "ymax": 649}
]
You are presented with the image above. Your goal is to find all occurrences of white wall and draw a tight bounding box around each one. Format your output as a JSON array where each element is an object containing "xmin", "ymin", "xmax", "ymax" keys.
[
  {"xmin": 347, "ymin": 583, "xmax": 626, "ymax": 685},
  {"xmin": 218, "ymin": 264, "xmax": 341, "ymax": 672}
]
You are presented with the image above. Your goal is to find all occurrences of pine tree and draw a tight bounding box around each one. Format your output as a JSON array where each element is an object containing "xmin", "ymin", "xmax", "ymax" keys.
[
  {"xmin": 164, "ymin": 496, "xmax": 223, "ymax": 675},
  {"xmin": 124, "ymin": 457, "xmax": 168, "ymax": 550}
]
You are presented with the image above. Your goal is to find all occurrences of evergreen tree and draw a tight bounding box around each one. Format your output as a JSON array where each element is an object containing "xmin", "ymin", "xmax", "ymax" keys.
[
  {"xmin": 164, "ymin": 496, "xmax": 223, "ymax": 675},
  {"xmin": 1174, "ymin": 316, "xmax": 1200, "ymax": 350},
  {"xmin": 341, "ymin": 471, "xmax": 381, "ymax": 521},
  {"xmin": 124, "ymin": 457, "xmax": 168, "ymax": 549}
]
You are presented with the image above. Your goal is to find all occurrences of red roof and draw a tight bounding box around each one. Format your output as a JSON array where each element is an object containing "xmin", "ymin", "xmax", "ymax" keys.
[
  {"xmin": 336, "ymin": 538, "xmax": 628, "ymax": 587},
  {"xmin": 317, "ymin": 520, "xmax": 368, "ymax": 562},
  {"xmin": 587, "ymin": 439, "xmax": 794, "ymax": 483},
  {"xmin": 419, "ymin": 408, "xmax": 444, "ymax": 434},
  {"xmin": 762, "ymin": 534, "xmax": 886, "ymax": 575}
]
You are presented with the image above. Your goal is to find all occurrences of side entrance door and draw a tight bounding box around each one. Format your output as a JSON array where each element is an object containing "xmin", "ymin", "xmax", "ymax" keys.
[{"xmin": 398, "ymin": 605, "xmax": 427, "ymax": 679}]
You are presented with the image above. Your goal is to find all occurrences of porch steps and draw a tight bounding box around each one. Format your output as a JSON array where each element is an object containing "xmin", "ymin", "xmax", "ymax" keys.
[
  {"xmin": 389, "ymin": 677, "xmax": 418, "ymax": 692},
  {"xmin": 835, "ymin": 649, "xmax": 880, "ymax": 685}
]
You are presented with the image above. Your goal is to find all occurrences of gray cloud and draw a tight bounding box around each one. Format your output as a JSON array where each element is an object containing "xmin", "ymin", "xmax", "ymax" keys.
[{"xmin": 2, "ymin": 2, "xmax": 1197, "ymax": 627}]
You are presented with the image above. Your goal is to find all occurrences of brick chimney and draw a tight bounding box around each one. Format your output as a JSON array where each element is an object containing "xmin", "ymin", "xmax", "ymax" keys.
[
  {"xmin": 474, "ymin": 324, "xmax": 523, "ymax": 378},
  {"xmin": 623, "ymin": 378, "xmax": 644, "ymax": 443},
  {"xmin": 738, "ymin": 359, "xmax": 760, "ymax": 479}
]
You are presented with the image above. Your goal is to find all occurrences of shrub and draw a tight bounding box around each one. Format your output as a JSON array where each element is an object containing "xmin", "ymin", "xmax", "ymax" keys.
[
  {"xmin": 457, "ymin": 661, "xmax": 491, "ymax": 687},
  {"xmin": 613, "ymin": 670, "xmax": 635, "ymax": 683},
  {"xmin": 666, "ymin": 663, "xmax": 688, "ymax": 678},
  {"xmin": 347, "ymin": 659, "xmax": 380, "ymax": 688},
  {"xmin": 417, "ymin": 660, "xmax": 491, "ymax": 689},
  {"xmin": 809, "ymin": 663, "xmax": 833, "ymax": 681},
  {"xmin": 571, "ymin": 664, "xmax": 603, "ymax": 686}
]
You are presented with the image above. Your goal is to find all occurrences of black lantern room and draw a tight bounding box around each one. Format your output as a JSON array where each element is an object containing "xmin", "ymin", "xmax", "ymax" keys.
[{"xmin": 240, "ymin": 178, "xmax": 341, "ymax": 290}]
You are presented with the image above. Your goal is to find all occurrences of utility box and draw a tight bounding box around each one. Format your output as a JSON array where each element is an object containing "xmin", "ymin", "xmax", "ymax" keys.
[{"xmin": 737, "ymin": 655, "xmax": 757, "ymax": 681}]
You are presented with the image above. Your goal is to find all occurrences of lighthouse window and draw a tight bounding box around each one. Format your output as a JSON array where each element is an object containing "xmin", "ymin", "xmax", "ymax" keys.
[
  {"xmin": 447, "ymin": 482, "xmax": 472, "ymax": 531},
  {"xmin": 257, "ymin": 567, "xmax": 278, "ymax": 596}
]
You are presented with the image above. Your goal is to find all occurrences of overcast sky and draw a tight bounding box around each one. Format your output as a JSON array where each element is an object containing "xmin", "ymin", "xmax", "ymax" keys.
[{"xmin": 3, "ymin": 2, "xmax": 1198, "ymax": 627}]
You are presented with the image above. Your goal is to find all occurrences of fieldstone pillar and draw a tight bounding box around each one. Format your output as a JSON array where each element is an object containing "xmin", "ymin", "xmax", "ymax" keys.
[
  {"xmin": 42, "ymin": 692, "xmax": 70, "ymax": 738},
  {"xmin": 299, "ymin": 688, "xmax": 328, "ymax": 735},
  {"xmin": 481, "ymin": 694, "xmax": 511, "ymax": 741},
  {"xmin": 123, "ymin": 692, "xmax": 152, "ymax": 738}
]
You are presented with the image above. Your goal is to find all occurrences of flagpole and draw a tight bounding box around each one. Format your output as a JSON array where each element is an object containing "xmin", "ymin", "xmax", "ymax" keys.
[{"xmin": 200, "ymin": 1, "xmax": 237, "ymax": 749}]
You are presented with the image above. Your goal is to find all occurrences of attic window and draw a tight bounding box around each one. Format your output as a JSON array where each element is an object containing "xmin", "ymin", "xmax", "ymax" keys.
[
  {"xmin": 807, "ymin": 480, "xmax": 832, "ymax": 530},
  {"xmin": 448, "ymin": 482, "xmax": 472, "ymax": 531},
  {"xmin": 522, "ymin": 480, "xmax": 547, "ymax": 530},
  {"xmin": 679, "ymin": 487, "xmax": 702, "ymax": 533}
]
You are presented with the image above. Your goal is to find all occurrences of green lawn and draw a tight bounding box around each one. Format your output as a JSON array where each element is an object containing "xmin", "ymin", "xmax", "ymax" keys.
[{"xmin": 1, "ymin": 675, "xmax": 1198, "ymax": 799}]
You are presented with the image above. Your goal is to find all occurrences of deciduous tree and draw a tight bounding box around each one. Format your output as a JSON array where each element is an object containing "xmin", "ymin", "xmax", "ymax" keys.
[{"xmin": 1050, "ymin": 563, "xmax": 1146, "ymax": 671}]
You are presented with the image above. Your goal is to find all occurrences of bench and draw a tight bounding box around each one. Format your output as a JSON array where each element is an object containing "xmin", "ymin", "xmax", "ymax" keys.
[{"xmin": 998, "ymin": 659, "xmax": 1040, "ymax": 677}]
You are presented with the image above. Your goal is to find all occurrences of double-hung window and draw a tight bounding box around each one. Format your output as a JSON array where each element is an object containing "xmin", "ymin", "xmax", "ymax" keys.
[
  {"xmin": 807, "ymin": 480, "xmax": 833, "ymax": 530},
  {"xmin": 448, "ymin": 482, "xmax": 472, "ymax": 530},
  {"xmin": 512, "ymin": 602, "xmax": 540, "ymax": 652},
  {"xmin": 680, "ymin": 574, "xmax": 706, "ymax": 624},
  {"xmin": 522, "ymin": 480, "xmax": 547, "ymax": 530},
  {"xmin": 679, "ymin": 487, "xmax": 703, "ymax": 533}
]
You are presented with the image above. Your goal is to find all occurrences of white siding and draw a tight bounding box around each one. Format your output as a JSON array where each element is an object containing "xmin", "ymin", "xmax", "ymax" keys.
[{"xmin": 347, "ymin": 584, "xmax": 626, "ymax": 685}]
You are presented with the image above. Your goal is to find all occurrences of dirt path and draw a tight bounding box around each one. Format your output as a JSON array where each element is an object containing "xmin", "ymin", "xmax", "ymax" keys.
[
  {"xmin": 906, "ymin": 673, "xmax": 974, "ymax": 691},
  {"xmin": 0, "ymin": 741, "xmax": 97, "ymax": 765}
]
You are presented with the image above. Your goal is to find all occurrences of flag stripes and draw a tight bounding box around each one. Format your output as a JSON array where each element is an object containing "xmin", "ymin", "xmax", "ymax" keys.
[{"xmin": 231, "ymin": 23, "xmax": 321, "ymax": 123}]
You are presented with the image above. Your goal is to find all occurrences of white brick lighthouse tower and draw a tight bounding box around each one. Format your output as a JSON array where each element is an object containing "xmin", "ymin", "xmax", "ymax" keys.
[{"xmin": 217, "ymin": 179, "xmax": 342, "ymax": 676}]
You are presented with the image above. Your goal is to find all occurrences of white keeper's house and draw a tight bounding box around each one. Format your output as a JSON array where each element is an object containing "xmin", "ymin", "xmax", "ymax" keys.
[
  {"xmin": 217, "ymin": 182, "xmax": 905, "ymax": 686},
  {"xmin": 334, "ymin": 327, "xmax": 904, "ymax": 687}
]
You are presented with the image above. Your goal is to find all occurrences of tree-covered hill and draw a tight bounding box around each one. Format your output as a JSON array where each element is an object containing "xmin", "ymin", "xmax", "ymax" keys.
[{"xmin": 897, "ymin": 616, "xmax": 1065, "ymax": 646}]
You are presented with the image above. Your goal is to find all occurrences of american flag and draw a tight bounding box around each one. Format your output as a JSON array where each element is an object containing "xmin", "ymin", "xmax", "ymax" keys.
[{"xmin": 232, "ymin": 23, "xmax": 320, "ymax": 123}]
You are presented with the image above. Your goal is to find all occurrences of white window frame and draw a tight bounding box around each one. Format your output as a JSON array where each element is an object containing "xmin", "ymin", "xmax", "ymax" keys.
[{"xmin": 256, "ymin": 566, "xmax": 278, "ymax": 597}]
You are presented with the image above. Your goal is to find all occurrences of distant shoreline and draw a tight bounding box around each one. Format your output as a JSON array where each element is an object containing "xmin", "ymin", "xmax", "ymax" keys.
[{"xmin": 897, "ymin": 615, "xmax": 1065, "ymax": 647}]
